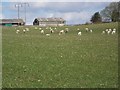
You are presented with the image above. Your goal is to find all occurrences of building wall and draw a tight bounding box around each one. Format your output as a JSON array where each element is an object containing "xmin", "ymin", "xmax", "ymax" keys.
[{"xmin": 38, "ymin": 21, "xmax": 65, "ymax": 26}]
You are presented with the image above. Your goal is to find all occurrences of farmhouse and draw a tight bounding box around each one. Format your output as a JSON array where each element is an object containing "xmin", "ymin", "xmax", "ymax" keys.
[
  {"xmin": 0, "ymin": 19, "xmax": 25, "ymax": 26},
  {"xmin": 33, "ymin": 17, "xmax": 66, "ymax": 26}
]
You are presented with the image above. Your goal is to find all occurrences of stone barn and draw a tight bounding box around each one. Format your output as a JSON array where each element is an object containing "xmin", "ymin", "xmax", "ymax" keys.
[
  {"xmin": 33, "ymin": 18, "xmax": 66, "ymax": 26},
  {"xmin": 0, "ymin": 19, "xmax": 25, "ymax": 26}
]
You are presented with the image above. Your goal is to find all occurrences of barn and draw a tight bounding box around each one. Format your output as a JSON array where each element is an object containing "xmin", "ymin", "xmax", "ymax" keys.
[
  {"xmin": 0, "ymin": 19, "xmax": 25, "ymax": 26},
  {"xmin": 33, "ymin": 18, "xmax": 66, "ymax": 26}
]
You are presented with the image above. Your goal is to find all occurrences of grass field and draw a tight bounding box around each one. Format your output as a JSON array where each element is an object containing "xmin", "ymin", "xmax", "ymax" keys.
[{"xmin": 2, "ymin": 22, "xmax": 118, "ymax": 88}]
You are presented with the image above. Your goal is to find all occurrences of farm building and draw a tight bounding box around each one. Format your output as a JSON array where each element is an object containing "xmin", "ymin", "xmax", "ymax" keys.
[
  {"xmin": 33, "ymin": 18, "xmax": 66, "ymax": 26},
  {"xmin": 0, "ymin": 19, "xmax": 25, "ymax": 26}
]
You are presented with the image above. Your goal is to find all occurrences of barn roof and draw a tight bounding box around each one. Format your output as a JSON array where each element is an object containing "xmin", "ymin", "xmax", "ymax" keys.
[
  {"xmin": 0, "ymin": 19, "xmax": 24, "ymax": 23},
  {"xmin": 35, "ymin": 18, "xmax": 65, "ymax": 22}
]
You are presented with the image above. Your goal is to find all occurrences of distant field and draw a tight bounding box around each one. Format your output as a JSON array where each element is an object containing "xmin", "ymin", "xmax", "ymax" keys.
[{"xmin": 2, "ymin": 22, "xmax": 118, "ymax": 88}]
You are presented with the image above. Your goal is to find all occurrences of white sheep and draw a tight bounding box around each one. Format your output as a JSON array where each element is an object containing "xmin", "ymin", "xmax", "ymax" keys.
[
  {"xmin": 107, "ymin": 30, "xmax": 111, "ymax": 35},
  {"xmin": 25, "ymin": 28, "xmax": 29, "ymax": 31},
  {"xmin": 59, "ymin": 30, "xmax": 64, "ymax": 35},
  {"xmin": 46, "ymin": 34, "xmax": 50, "ymax": 36},
  {"xmin": 90, "ymin": 29, "xmax": 92, "ymax": 33},
  {"xmin": 109, "ymin": 29, "xmax": 112, "ymax": 32},
  {"xmin": 102, "ymin": 31, "xmax": 105, "ymax": 34},
  {"xmin": 16, "ymin": 29, "xmax": 20, "ymax": 34},
  {"xmin": 85, "ymin": 28, "xmax": 89, "ymax": 32},
  {"xmin": 78, "ymin": 31, "xmax": 82, "ymax": 36},
  {"xmin": 77, "ymin": 28, "xmax": 80, "ymax": 31},
  {"xmin": 35, "ymin": 27, "xmax": 38, "ymax": 29},
  {"xmin": 39, "ymin": 28, "xmax": 42, "ymax": 30},
  {"xmin": 65, "ymin": 28, "xmax": 69, "ymax": 33},
  {"xmin": 23, "ymin": 29, "xmax": 26, "ymax": 33},
  {"xmin": 105, "ymin": 29, "xmax": 109, "ymax": 32},
  {"xmin": 50, "ymin": 29, "xmax": 54, "ymax": 33},
  {"xmin": 113, "ymin": 28, "xmax": 116, "ymax": 31},
  {"xmin": 111, "ymin": 30, "xmax": 116, "ymax": 34},
  {"xmin": 41, "ymin": 30, "xmax": 44, "ymax": 34}
]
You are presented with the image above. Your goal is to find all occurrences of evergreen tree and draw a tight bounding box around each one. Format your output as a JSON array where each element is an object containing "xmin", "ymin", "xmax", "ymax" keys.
[{"xmin": 91, "ymin": 12, "xmax": 102, "ymax": 23}]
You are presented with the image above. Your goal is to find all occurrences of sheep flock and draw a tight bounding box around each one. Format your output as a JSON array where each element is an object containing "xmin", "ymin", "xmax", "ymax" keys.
[{"xmin": 15, "ymin": 26, "xmax": 117, "ymax": 38}]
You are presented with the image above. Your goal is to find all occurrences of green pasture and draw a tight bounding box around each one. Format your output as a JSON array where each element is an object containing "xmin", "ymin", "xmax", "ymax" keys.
[{"xmin": 2, "ymin": 22, "xmax": 118, "ymax": 88}]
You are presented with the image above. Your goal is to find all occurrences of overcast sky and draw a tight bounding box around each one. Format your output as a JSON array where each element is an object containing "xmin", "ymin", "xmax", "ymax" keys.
[{"xmin": 0, "ymin": 1, "xmax": 118, "ymax": 25}]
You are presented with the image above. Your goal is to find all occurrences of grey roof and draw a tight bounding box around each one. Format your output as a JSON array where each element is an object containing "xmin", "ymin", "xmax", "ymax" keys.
[
  {"xmin": 36, "ymin": 18, "xmax": 65, "ymax": 22},
  {"xmin": 0, "ymin": 19, "xmax": 24, "ymax": 23}
]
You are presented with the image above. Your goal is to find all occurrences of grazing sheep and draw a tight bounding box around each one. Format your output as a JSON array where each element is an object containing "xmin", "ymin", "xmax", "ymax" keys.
[
  {"xmin": 41, "ymin": 30, "xmax": 44, "ymax": 34},
  {"xmin": 59, "ymin": 30, "xmax": 64, "ymax": 35},
  {"xmin": 105, "ymin": 29, "xmax": 108, "ymax": 32},
  {"xmin": 77, "ymin": 28, "xmax": 80, "ymax": 31},
  {"xmin": 78, "ymin": 31, "xmax": 82, "ymax": 36},
  {"xmin": 46, "ymin": 34, "xmax": 50, "ymax": 36},
  {"xmin": 111, "ymin": 30, "xmax": 116, "ymax": 34},
  {"xmin": 23, "ymin": 29, "xmax": 26, "ymax": 33},
  {"xmin": 102, "ymin": 31, "xmax": 105, "ymax": 34},
  {"xmin": 65, "ymin": 28, "xmax": 69, "ymax": 33},
  {"xmin": 25, "ymin": 28, "xmax": 29, "ymax": 31},
  {"xmin": 113, "ymin": 28, "xmax": 116, "ymax": 31},
  {"xmin": 109, "ymin": 29, "xmax": 112, "ymax": 32},
  {"xmin": 50, "ymin": 29, "xmax": 54, "ymax": 33},
  {"xmin": 107, "ymin": 30, "xmax": 111, "ymax": 35},
  {"xmin": 35, "ymin": 27, "xmax": 38, "ymax": 29},
  {"xmin": 16, "ymin": 29, "xmax": 20, "ymax": 34},
  {"xmin": 85, "ymin": 28, "xmax": 89, "ymax": 32},
  {"xmin": 90, "ymin": 29, "xmax": 92, "ymax": 33}
]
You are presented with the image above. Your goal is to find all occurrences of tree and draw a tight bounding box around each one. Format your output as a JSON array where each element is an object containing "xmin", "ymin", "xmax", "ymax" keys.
[
  {"xmin": 90, "ymin": 12, "xmax": 102, "ymax": 23},
  {"xmin": 111, "ymin": 9, "xmax": 119, "ymax": 22},
  {"xmin": 100, "ymin": 2, "xmax": 120, "ymax": 22}
]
